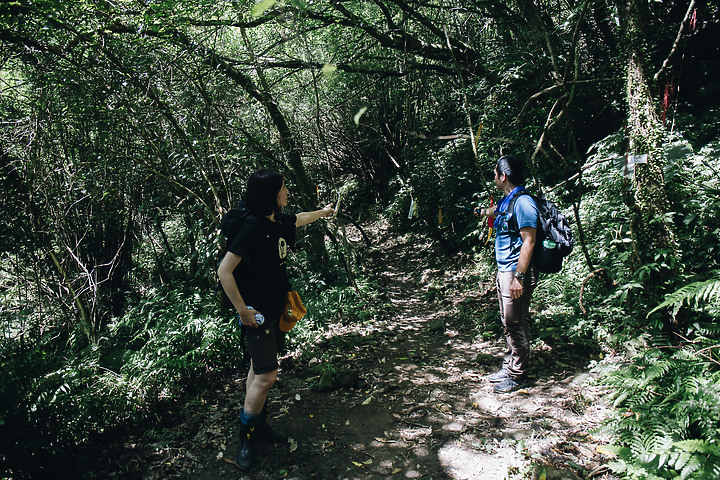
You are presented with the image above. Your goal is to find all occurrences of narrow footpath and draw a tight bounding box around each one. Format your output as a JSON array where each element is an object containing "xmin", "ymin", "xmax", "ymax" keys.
[{"xmin": 111, "ymin": 221, "xmax": 615, "ymax": 480}]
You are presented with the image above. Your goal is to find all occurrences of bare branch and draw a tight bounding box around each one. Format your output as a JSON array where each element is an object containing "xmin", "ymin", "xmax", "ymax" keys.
[{"xmin": 653, "ymin": 0, "xmax": 696, "ymax": 82}]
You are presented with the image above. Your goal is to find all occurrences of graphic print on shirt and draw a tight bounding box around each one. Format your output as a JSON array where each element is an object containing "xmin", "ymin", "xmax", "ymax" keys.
[{"xmin": 278, "ymin": 237, "xmax": 288, "ymax": 260}]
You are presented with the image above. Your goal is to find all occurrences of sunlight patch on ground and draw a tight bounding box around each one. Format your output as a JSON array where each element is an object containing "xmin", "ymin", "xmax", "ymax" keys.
[
  {"xmin": 470, "ymin": 392, "xmax": 505, "ymax": 415},
  {"xmin": 438, "ymin": 441, "xmax": 520, "ymax": 479}
]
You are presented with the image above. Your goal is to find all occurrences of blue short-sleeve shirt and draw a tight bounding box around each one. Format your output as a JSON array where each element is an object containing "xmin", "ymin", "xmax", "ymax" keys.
[{"xmin": 495, "ymin": 193, "xmax": 539, "ymax": 272}]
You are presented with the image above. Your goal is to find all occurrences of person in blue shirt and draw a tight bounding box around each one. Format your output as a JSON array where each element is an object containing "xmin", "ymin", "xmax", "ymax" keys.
[{"xmin": 475, "ymin": 155, "xmax": 539, "ymax": 393}]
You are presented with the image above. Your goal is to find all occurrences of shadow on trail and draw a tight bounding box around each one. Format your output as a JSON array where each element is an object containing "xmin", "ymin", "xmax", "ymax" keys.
[
  {"xmin": 130, "ymin": 222, "xmax": 612, "ymax": 480},
  {"xmin": 202, "ymin": 223, "xmax": 611, "ymax": 480}
]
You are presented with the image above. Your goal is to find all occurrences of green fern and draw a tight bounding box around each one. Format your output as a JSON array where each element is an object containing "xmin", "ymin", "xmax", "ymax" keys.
[
  {"xmin": 648, "ymin": 273, "xmax": 720, "ymax": 317},
  {"xmin": 601, "ymin": 345, "xmax": 720, "ymax": 480}
]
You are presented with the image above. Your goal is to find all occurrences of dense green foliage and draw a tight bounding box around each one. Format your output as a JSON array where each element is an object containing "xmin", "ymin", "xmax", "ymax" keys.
[
  {"xmin": 598, "ymin": 276, "xmax": 720, "ymax": 479},
  {"xmin": 602, "ymin": 344, "xmax": 720, "ymax": 479},
  {"xmin": 1, "ymin": 0, "xmax": 719, "ymax": 478}
]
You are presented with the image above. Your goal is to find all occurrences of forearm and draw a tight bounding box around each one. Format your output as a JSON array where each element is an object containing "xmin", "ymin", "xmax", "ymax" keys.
[
  {"xmin": 516, "ymin": 227, "xmax": 536, "ymax": 274},
  {"xmin": 516, "ymin": 240, "xmax": 535, "ymax": 274},
  {"xmin": 475, "ymin": 206, "xmax": 496, "ymax": 219},
  {"xmin": 296, "ymin": 204, "xmax": 334, "ymax": 227},
  {"xmin": 218, "ymin": 271, "xmax": 247, "ymax": 314},
  {"xmin": 217, "ymin": 252, "xmax": 251, "ymax": 318},
  {"xmin": 296, "ymin": 209, "xmax": 324, "ymax": 227}
]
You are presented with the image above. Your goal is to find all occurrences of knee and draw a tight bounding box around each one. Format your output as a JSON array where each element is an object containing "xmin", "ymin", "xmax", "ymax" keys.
[{"xmin": 254, "ymin": 371, "xmax": 277, "ymax": 392}]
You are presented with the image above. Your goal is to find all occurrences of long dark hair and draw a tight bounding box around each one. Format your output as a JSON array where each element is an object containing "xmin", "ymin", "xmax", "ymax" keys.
[{"xmin": 243, "ymin": 169, "xmax": 284, "ymax": 217}]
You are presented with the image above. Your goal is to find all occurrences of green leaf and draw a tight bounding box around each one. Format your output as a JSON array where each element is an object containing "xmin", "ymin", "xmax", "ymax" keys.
[
  {"xmin": 250, "ymin": 0, "xmax": 276, "ymax": 18},
  {"xmin": 353, "ymin": 106, "xmax": 367, "ymax": 126},
  {"xmin": 321, "ymin": 63, "xmax": 337, "ymax": 76}
]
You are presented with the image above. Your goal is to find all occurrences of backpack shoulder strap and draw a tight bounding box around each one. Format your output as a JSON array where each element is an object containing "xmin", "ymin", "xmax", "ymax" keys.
[{"xmin": 505, "ymin": 190, "xmax": 532, "ymax": 232}]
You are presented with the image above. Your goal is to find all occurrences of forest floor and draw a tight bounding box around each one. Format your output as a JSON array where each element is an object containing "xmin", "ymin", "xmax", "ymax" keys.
[{"xmin": 99, "ymin": 221, "xmax": 618, "ymax": 480}]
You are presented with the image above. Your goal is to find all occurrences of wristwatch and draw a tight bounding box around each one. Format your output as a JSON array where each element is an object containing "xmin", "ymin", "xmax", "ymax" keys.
[{"xmin": 513, "ymin": 271, "xmax": 525, "ymax": 284}]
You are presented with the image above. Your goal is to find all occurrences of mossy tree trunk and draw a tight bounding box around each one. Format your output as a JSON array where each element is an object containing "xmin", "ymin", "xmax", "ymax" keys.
[{"xmin": 623, "ymin": 0, "xmax": 678, "ymax": 324}]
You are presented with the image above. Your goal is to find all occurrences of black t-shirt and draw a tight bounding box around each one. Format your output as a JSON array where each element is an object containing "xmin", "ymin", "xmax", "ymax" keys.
[{"xmin": 227, "ymin": 212, "xmax": 297, "ymax": 322}]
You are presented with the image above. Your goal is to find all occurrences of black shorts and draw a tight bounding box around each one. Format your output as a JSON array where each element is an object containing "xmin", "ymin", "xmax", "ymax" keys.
[{"xmin": 244, "ymin": 319, "xmax": 285, "ymax": 375}]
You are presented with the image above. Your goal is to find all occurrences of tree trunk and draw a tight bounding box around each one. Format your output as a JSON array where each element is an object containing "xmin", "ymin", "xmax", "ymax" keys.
[{"xmin": 624, "ymin": 0, "xmax": 676, "ymax": 269}]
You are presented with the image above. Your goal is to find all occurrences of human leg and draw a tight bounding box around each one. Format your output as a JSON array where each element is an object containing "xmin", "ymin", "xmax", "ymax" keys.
[
  {"xmin": 236, "ymin": 324, "xmax": 281, "ymax": 470},
  {"xmin": 496, "ymin": 271, "xmax": 531, "ymax": 380},
  {"xmin": 244, "ymin": 368, "xmax": 277, "ymax": 414}
]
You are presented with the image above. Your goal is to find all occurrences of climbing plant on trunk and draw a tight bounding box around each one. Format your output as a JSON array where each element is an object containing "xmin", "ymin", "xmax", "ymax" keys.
[{"xmin": 622, "ymin": 0, "xmax": 677, "ymax": 278}]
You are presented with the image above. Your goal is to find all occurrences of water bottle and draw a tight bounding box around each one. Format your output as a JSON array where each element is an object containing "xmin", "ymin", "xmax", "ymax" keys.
[
  {"xmin": 238, "ymin": 307, "xmax": 265, "ymax": 326},
  {"xmin": 543, "ymin": 239, "xmax": 557, "ymax": 249}
]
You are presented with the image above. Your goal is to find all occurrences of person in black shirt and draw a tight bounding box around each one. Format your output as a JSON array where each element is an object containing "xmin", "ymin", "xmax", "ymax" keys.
[{"xmin": 217, "ymin": 170, "xmax": 334, "ymax": 470}]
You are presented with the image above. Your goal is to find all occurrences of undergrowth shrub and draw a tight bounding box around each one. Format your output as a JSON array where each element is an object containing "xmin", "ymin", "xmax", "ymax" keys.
[
  {"xmin": 113, "ymin": 286, "xmax": 242, "ymax": 399},
  {"xmin": 1, "ymin": 285, "xmax": 240, "ymax": 478},
  {"xmin": 599, "ymin": 271, "xmax": 720, "ymax": 480},
  {"xmin": 286, "ymin": 246, "xmax": 386, "ymax": 348},
  {"xmin": 600, "ymin": 343, "xmax": 720, "ymax": 480}
]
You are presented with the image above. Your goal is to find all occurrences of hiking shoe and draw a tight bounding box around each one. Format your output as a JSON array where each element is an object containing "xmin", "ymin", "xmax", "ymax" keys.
[
  {"xmin": 486, "ymin": 369, "xmax": 509, "ymax": 383},
  {"xmin": 493, "ymin": 377, "xmax": 527, "ymax": 394}
]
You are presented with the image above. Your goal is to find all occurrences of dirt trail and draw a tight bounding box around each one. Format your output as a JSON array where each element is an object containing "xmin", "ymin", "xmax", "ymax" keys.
[{"xmin": 111, "ymin": 222, "xmax": 614, "ymax": 480}]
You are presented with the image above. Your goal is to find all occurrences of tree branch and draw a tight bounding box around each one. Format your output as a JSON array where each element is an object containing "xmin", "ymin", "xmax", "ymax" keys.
[{"xmin": 653, "ymin": 0, "xmax": 696, "ymax": 82}]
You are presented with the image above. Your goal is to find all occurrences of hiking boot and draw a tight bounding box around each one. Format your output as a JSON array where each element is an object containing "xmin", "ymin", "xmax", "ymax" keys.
[
  {"xmin": 486, "ymin": 369, "xmax": 509, "ymax": 383},
  {"xmin": 493, "ymin": 376, "xmax": 527, "ymax": 394},
  {"xmin": 253, "ymin": 420, "xmax": 287, "ymax": 443},
  {"xmin": 235, "ymin": 424, "xmax": 255, "ymax": 470}
]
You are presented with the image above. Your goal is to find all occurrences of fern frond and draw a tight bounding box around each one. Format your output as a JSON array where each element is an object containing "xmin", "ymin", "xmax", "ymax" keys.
[
  {"xmin": 680, "ymin": 454, "xmax": 702, "ymax": 479},
  {"xmin": 674, "ymin": 439, "xmax": 720, "ymax": 455},
  {"xmin": 691, "ymin": 320, "xmax": 720, "ymax": 337},
  {"xmin": 698, "ymin": 461, "xmax": 720, "ymax": 480},
  {"xmin": 648, "ymin": 274, "xmax": 720, "ymax": 317}
]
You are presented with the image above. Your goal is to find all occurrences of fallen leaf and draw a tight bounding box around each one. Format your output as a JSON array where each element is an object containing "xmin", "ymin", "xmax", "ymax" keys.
[
  {"xmin": 392, "ymin": 468, "xmax": 402, "ymax": 474},
  {"xmin": 289, "ymin": 438, "xmax": 298, "ymax": 453},
  {"xmin": 362, "ymin": 396, "xmax": 373, "ymax": 405},
  {"xmin": 597, "ymin": 445, "xmax": 615, "ymax": 456},
  {"xmin": 352, "ymin": 461, "xmax": 364, "ymax": 467}
]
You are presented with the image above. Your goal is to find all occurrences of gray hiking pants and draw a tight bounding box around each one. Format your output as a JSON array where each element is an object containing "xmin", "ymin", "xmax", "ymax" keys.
[{"xmin": 496, "ymin": 266, "xmax": 537, "ymax": 380}]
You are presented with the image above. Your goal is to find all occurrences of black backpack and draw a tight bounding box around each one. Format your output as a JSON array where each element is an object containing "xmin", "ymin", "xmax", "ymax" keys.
[
  {"xmin": 220, "ymin": 200, "xmax": 250, "ymax": 242},
  {"xmin": 507, "ymin": 191, "xmax": 573, "ymax": 274}
]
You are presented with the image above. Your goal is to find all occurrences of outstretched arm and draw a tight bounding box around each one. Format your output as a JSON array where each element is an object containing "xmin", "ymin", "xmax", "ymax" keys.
[
  {"xmin": 295, "ymin": 203, "xmax": 335, "ymax": 227},
  {"xmin": 474, "ymin": 205, "xmax": 496, "ymax": 219}
]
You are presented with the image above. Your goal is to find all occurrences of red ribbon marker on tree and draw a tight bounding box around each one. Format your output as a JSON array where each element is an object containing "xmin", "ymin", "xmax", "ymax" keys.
[{"xmin": 484, "ymin": 196, "xmax": 494, "ymax": 245}]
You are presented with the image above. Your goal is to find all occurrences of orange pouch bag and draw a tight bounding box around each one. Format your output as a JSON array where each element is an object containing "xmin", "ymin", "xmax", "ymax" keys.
[{"xmin": 279, "ymin": 291, "xmax": 306, "ymax": 332}]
